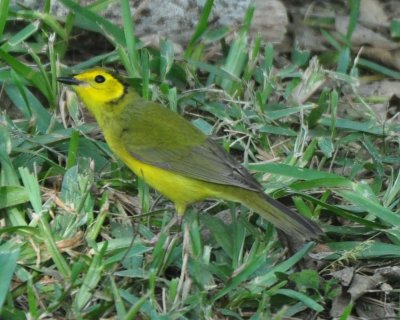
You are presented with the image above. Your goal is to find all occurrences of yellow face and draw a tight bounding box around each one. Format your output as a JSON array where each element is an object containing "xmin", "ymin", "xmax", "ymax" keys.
[{"xmin": 59, "ymin": 68, "xmax": 126, "ymax": 108}]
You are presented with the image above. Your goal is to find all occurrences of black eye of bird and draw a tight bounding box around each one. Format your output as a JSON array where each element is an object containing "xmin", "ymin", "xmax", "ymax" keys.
[{"xmin": 94, "ymin": 75, "xmax": 105, "ymax": 83}]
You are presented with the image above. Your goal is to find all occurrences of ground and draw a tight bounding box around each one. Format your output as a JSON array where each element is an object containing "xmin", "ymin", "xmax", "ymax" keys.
[{"xmin": 0, "ymin": 0, "xmax": 400, "ymax": 319}]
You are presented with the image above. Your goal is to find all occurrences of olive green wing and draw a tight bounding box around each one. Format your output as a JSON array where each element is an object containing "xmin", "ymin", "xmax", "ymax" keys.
[{"xmin": 122, "ymin": 101, "xmax": 260, "ymax": 191}]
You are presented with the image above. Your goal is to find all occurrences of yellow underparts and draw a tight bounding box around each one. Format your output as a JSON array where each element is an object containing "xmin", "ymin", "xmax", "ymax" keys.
[{"xmin": 110, "ymin": 142, "xmax": 234, "ymax": 215}]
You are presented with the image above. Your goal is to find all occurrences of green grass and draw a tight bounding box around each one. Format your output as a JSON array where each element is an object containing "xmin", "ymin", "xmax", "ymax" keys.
[{"xmin": 1, "ymin": 0, "xmax": 400, "ymax": 319}]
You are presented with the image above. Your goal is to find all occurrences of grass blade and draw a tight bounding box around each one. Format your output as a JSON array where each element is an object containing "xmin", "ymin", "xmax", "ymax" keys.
[
  {"xmin": 119, "ymin": 0, "xmax": 140, "ymax": 77},
  {"xmin": 0, "ymin": 0, "xmax": 9, "ymax": 37},
  {"xmin": 0, "ymin": 249, "xmax": 19, "ymax": 309}
]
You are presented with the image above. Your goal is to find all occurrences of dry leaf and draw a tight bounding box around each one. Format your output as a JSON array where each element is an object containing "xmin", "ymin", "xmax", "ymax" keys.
[
  {"xmin": 252, "ymin": 0, "xmax": 288, "ymax": 43},
  {"xmin": 359, "ymin": 0, "xmax": 389, "ymax": 27},
  {"xmin": 356, "ymin": 297, "xmax": 396, "ymax": 319},
  {"xmin": 331, "ymin": 267, "xmax": 355, "ymax": 286},
  {"xmin": 336, "ymin": 16, "xmax": 399, "ymax": 50},
  {"xmin": 348, "ymin": 274, "xmax": 384, "ymax": 302},
  {"xmin": 357, "ymin": 80, "xmax": 400, "ymax": 98},
  {"xmin": 330, "ymin": 288, "xmax": 351, "ymax": 318}
]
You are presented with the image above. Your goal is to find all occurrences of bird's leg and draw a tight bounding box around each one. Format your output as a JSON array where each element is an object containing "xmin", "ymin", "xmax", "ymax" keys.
[{"xmin": 174, "ymin": 215, "xmax": 192, "ymax": 307}]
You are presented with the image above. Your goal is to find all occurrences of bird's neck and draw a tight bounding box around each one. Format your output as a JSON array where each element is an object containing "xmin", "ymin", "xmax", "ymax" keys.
[
  {"xmin": 88, "ymin": 89, "xmax": 139, "ymax": 127},
  {"xmin": 90, "ymin": 89, "xmax": 142, "ymax": 153}
]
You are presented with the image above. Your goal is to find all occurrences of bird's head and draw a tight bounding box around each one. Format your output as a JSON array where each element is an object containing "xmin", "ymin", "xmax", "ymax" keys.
[{"xmin": 57, "ymin": 68, "xmax": 127, "ymax": 108}]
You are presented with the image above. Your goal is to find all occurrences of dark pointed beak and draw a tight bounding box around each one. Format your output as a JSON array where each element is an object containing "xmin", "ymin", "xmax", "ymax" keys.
[{"xmin": 57, "ymin": 76, "xmax": 83, "ymax": 85}]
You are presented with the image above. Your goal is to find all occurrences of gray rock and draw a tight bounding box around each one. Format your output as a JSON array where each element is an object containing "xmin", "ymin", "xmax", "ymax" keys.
[{"xmin": 11, "ymin": 0, "xmax": 288, "ymax": 45}]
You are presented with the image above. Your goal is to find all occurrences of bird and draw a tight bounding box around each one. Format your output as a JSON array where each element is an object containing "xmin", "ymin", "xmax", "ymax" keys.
[{"xmin": 57, "ymin": 67, "xmax": 322, "ymax": 240}]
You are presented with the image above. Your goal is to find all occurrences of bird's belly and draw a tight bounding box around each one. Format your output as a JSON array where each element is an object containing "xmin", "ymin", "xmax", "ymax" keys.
[{"xmin": 118, "ymin": 149, "xmax": 219, "ymax": 208}]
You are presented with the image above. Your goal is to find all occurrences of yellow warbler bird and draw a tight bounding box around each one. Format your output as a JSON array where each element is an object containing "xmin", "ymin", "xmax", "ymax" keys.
[{"xmin": 58, "ymin": 68, "xmax": 321, "ymax": 240}]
